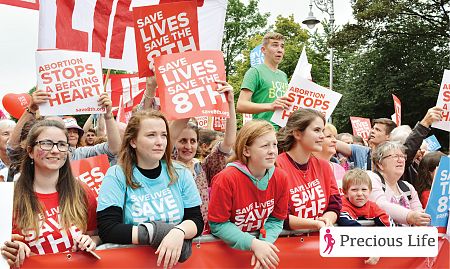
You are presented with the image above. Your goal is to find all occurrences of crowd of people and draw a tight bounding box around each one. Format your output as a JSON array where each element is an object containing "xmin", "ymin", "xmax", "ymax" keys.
[{"xmin": 0, "ymin": 32, "xmax": 447, "ymax": 268}]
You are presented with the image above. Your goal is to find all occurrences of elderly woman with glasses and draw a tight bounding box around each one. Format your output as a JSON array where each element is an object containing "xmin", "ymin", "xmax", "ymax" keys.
[{"xmin": 368, "ymin": 141, "xmax": 430, "ymax": 226}]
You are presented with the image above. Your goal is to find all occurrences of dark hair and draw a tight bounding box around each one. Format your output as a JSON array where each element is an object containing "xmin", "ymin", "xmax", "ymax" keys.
[
  {"xmin": 199, "ymin": 129, "xmax": 220, "ymax": 146},
  {"xmin": 415, "ymin": 151, "xmax": 445, "ymax": 198},
  {"xmin": 277, "ymin": 108, "xmax": 325, "ymax": 152},
  {"xmin": 373, "ymin": 118, "xmax": 397, "ymax": 135}
]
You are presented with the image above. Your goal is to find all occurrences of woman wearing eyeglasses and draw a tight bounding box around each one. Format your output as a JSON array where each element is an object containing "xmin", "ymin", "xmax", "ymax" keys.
[
  {"xmin": 1, "ymin": 120, "xmax": 99, "ymax": 267},
  {"xmin": 368, "ymin": 141, "xmax": 430, "ymax": 226}
]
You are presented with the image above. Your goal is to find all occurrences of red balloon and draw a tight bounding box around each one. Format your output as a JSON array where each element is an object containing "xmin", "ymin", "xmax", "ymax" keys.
[{"xmin": 2, "ymin": 93, "xmax": 31, "ymax": 119}]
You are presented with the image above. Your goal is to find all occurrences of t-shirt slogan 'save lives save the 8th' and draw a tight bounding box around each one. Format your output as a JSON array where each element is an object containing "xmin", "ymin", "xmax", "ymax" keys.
[
  {"xmin": 97, "ymin": 161, "xmax": 201, "ymax": 225},
  {"xmin": 12, "ymin": 186, "xmax": 97, "ymax": 255},
  {"xmin": 208, "ymin": 166, "xmax": 289, "ymax": 232}
]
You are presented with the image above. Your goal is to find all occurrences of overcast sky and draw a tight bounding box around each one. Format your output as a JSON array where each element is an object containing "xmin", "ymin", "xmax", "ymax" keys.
[{"xmin": 0, "ymin": 1, "xmax": 354, "ymax": 110}]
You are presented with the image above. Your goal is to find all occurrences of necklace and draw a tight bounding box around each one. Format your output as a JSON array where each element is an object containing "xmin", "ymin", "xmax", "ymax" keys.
[{"xmin": 287, "ymin": 153, "xmax": 309, "ymax": 180}]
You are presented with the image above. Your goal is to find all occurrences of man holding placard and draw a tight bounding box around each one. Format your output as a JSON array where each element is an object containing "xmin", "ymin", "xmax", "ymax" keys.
[{"xmin": 237, "ymin": 32, "xmax": 291, "ymax": 129}]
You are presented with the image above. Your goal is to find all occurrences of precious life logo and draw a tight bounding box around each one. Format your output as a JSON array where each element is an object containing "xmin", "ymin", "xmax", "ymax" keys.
[{"xmin": 319, "ymin": 227, "xmax": 439, "ymax": 257}]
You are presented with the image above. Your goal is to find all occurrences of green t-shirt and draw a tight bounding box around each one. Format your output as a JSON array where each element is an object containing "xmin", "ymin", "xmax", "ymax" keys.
[{"xmin": 240, "ymin": 64, "xmax": 288, "ymax": 128}]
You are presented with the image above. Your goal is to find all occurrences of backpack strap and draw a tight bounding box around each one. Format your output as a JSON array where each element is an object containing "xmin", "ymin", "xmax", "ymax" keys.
[
  {"xmin": 374, "ymin": 171, "xmax": 412, "ymax": 201},
  {"xmin": 366, "ymin": 150, "xmax": 372, "ymax": 171}
]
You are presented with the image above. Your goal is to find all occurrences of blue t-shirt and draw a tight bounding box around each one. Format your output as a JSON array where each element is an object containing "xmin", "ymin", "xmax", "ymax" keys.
[
  {"xmin": 350, "ymin": 144, "xmax": 371, "ymax": 170},
  {"xmin": 97, "ymin": 161, "xmax": 202, "ymax": 225}
]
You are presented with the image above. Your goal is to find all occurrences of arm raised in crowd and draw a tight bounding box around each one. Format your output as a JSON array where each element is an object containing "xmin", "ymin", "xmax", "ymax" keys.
[
  {"xmin": 215, "ymin": 80, "xmax": 236, "ymax": 153},
  {"xmin": 98, "ymin": 93, "xmax": 121, "ymax": 155}
]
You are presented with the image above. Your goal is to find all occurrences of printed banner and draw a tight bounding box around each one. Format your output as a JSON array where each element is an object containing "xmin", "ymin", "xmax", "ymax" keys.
[
  {"xmin": 271, "ymin": 76, "xmax": 342, "ymax": 127},
  {"xmin": 36, "ymin": 50, "xmax": 105, "ymax": 116},
  {"xmin": 250, "ymin": 44, "xmax": 264, "ymax": 67},
  {"xmin": 38, "ymin": 0, "xmax": 227, "ymax": 72},
  {"xmin": 424, "ymin": 135, "xmax": 441, "ymax": 151},
  {"xmin": 0, "ymin": 0, "xmax": 39, "ymax": 10},
  {"xmin": 425, "ymin": 156, "xmax": 450, "ymax": 227},
  {"xmin": 154, "ymin": 50, "xmax": 228, "ymax": 120},
  {"xmin": 195, "ymin": 116, "xmax": 210, "ymax": 129},
  {"xmin": 350, "ymin": 116, "xmax": 371, "ymax": 141},
  {"xmin": 392, "ymin": 94, "xmax": 401, "ymax": 126},
  {"xmin": 0, "ymin": 182, "xmax": 14, "ymax": 269},
  {"xmin": 242, "ymin": 113, "xmax": 252, "ymax": 126},
  {"xmin": 70, "ymin": 154, "xmax": 110, "ymax": 197},
  {"xmin": 213, "ymin": 116, "xmax": 226, "ymax": 132},
  {"xmin": 116, "ymin": 95, "xmax": 133, "ymax": 125},
  {"xmin": 432, "ymin": 70, "xmax": 450, "ymax": 132},
  {"xmin": 106, "ymin": 73, "xmax": 146, "ymax": 112},
  {"xmin": 133, "ymin": 1, "xmax": 199, "ymax": 77}
]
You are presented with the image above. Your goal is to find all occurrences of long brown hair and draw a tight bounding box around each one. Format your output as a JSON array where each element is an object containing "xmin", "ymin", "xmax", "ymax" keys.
[
  {"xmin": 415, "ymin": 151, "xmax": 445, "ymax": 197},
  {"xmin": 229, "ymin": 120, "xmax": 275, "ymax": 165},
  {"xmin": 276, "ymin": 108, "xmax": 325, "ymax": 152},
  {"xmin": 14, "ymin": 120, "xmax": 88, "ymax": 235},
  {"xmin": 119, "ymin": 110, "xmax": 178, "ymax": 189}
]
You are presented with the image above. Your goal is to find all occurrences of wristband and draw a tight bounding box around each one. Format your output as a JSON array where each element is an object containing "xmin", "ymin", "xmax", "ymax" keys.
[
  {"xmin": 172, "ymin": 226, "xmax": 186, "ymax": 236},
  {"xmin": 26, "ymin": 107, "xmax": 36, "ymax": 116}
]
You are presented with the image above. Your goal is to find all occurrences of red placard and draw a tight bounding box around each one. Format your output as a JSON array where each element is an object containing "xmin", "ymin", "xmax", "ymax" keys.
[
  {"xmin": 392, "ymin": 94, "xmax": 401, "ymax": 126},
  {"xmin": 154, "ymin": 50, "xmax": 228, "ymax": 120},
  {"xmin": 133, "ymin": 1, "xmax": 199, "ymax": 77},
  {"xmin": 70, "ymin": 154, "xmax": 110, "ymax": 197},
  {"xmin": 213, "ymin": 117, "xmax": 226, "ymax": 132},
  {"xmin": 350, "ymin": 116, "xmax": 372, "ymax": 141},
  {"xmin": 106, "ymin": 73, "xmax": 146, "ymax": 114},
  {"xmin": 0, "ymin": 0, "xmax": 39, "ymax": 10}
]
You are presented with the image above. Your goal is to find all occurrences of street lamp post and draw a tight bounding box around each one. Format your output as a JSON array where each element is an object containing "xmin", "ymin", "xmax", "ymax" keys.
[{"xmin": 302, "ymin": 0, "xmax": 335, "ymax": 91}]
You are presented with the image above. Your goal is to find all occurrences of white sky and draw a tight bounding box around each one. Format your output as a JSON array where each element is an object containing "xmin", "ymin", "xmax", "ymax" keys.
[{"xmin": 0, "ymin": 1, "xmax": 354, "ymax": 111}]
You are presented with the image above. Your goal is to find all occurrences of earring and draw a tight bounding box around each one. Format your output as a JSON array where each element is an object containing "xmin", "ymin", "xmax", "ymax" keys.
[{"xmin": 30, "ymin": 159, "xmax": 34, "ymax": 164}]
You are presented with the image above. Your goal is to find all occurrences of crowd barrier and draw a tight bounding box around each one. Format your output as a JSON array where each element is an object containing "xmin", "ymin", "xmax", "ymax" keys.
[{"xmin": 22, "ymin": 223, "xmax": 449, "ymax": 269}]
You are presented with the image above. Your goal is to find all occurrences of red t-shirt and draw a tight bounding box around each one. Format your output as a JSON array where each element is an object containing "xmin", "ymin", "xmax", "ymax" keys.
[
  {"xmin": 13, "ymin": 185, "xmax": 97, "ymax": 255},
  {"xmin": 208, "ymin": 166, "xmax": 289, "ymax": 232},
  {"xmin": 420, "ymin": 190, "xmax": 430, "ymax": 209},
  {"xmin": 276, "ymin": 153, "xmax": 340, "ymax": 219}
]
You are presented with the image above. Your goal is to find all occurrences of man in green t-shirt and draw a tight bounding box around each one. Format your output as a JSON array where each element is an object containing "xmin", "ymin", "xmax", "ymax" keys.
[{"xmin": 237, "ymin": 32, "xmax": 292, "ymax": 129}]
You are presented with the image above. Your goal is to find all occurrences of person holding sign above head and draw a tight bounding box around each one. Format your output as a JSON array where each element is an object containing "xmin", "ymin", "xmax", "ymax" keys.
[
  {"xmin": 276, "ymin": 109, "xmax": 342, "ymax": 230},
  {"xmin": 8, "ymin": 89, "xmax": 121, "ymax": 164},
  {"xmin": 208, "ymin": 120, "xmax": 289, "ymax": 269},
  {"xmin": 236, "ymin": 32, "xmax": 292, "ymax": 130},
  {"xmin": 367, "ymin": 141, "xmax": 431, "ymax": 226},
  {"xmin": 171, "ymin": 81, "xmax": 237, "ymax": 230},
  {"xmin": 96, "ymin": 111, "xmax": 203, "ymax": 269},
  {"xmin": 2, "ymin": 120, "xmax": 99, "ymax": 265}
]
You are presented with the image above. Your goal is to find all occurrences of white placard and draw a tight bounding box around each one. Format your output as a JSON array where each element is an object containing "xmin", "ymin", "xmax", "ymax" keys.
[
  {"xmin": 36, "ymin": 50, "xmax": 105, "ymax": 116},
  {"xmin": 0, "ymin": 182, "xmax": 14, "ymax": 269}
]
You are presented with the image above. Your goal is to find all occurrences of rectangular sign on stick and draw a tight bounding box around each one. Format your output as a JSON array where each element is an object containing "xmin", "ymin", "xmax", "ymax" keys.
[
  {"xmin": 36, "ymin": 50, "xmax": 105, "ymax": 116},
  {"xmin": 271, "ymin": 76, "xmax": 341, "ymax": 127},
  {"xmin": 154, "ymin": 50, "xmax": 228, "ymax": 120},
  {"xmin": 432, "ymin": 70, "xmax": 450, "ymax": 132},
  {"xmin": 350, "ymin": 116, "xmax": 371, "ymax": 141},
  {"xmin": 133, "ymin": 1, "xmax": 199, "ymax": 77},
  {"xmin": 0, "ymin": 182, "xmax": 14, "ymax": 269}
]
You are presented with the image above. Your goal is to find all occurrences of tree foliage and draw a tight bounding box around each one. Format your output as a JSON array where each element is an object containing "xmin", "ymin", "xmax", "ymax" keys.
[
  {"xmin": 221, "ymin": 0, "xmax": 269, "ymax": 78},
  {"xmin": 332, "ymin": 0, "xmax": 449, "ymax": 149}
]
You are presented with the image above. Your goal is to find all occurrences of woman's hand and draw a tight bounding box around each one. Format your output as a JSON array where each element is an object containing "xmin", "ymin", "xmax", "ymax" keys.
[
  {"xmin": 155, "ymin": 227, "xmax": 185, "ymax": 269},
  {"xmin": 29, "ymin": 89, "xmax": 50, "ymax": 113},
  {"xmin": 1, "ymin": 235, "xmax": 30, "ymax": 268},
  {"xmin": 215, "ymin": 80, "xmax": 234, "ymax": 103},
  {"xmin": 406, "ymin": 210, "xmax": 431, "ymax": 226},
  {"xmin": 250, "ymin": 239, "xmax": 280, "ymax": 269},
  {"xmin": 98, "ymin": 92, "xmax": 113, "ymax": 115},
  {"xmin": 72, "ymin": 234, "xmax": 96, "ymax": 252}
]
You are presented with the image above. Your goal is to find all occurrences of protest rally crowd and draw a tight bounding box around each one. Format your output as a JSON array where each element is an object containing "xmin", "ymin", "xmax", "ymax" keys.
[{"xmin": 1, "ymin": 0, "xmax": 449, "ymax": 267}]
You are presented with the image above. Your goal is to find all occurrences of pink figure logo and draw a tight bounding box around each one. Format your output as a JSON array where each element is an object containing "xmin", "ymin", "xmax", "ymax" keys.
[{"xmin": 323, "ymin": 229, "xmax": 335, "ymax": 254}]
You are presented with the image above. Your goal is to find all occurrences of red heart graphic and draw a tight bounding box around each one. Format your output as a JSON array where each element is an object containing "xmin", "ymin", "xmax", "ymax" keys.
[{"xmin": 2, "ymin": 93, "xmax": 31, "ymax": 119}]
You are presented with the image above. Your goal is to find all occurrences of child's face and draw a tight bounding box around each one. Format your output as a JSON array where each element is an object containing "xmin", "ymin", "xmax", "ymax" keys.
[{"xmin": 345, "ymin": 184, "xmax": 371, "ymax": 207}]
